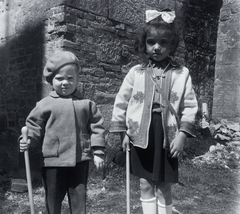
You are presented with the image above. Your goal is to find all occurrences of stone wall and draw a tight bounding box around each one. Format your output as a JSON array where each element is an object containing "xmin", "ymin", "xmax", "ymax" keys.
[
  {"xmin": 0, "ymin": 0, "xmax": 66, "ymax": 176},
  {"xmin": 212, "ymin": 0, "xmax": 240, "ymax": 122},
  {"xmin": 0, "ymin": 0, "xmax": 222, "ymax": 176},
  {"xmin": 183, "ymin": 0, "xmax": 223, "ymax": 119}
]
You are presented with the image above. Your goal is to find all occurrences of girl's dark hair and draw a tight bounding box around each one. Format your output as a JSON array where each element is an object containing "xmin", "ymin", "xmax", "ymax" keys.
[{"xmin": 134, "ymin": 9, "xmax": 179, "ymax": 57}]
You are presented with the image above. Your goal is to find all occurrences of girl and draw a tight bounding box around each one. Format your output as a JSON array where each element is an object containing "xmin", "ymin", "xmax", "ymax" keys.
[{"xmin": 109, "ymin": 9, "xmax": 198, "ymax": 214}]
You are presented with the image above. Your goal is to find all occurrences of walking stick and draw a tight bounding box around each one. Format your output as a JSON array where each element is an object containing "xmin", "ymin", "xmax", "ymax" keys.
[
  {"xmin": 126, "ymin": 142, "xmax": 130, "ymax": 214},
  {"xmin": 22, "ymin": 126, "xmax": 35, "ymax": 214}
]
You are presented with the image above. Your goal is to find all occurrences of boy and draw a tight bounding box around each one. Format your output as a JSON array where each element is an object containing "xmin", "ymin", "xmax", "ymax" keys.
[{"xmin": 19, "ymin": 51, "xmax": 105, "ymax": 214}]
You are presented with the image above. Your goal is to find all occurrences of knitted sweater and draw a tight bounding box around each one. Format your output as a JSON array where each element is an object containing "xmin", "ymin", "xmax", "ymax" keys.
[{"xmin": 109, "ymin": 60, "xmax": 198, "ymax": 150}]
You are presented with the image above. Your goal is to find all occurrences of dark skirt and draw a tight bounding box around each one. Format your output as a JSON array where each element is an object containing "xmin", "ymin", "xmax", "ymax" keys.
[{"xmin": 130, "ymin": 112, "xmax": 178, "ymax": 183}]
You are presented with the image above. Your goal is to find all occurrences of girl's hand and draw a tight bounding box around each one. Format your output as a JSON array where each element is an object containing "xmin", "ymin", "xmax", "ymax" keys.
[
  {"xmin": 94, "ymin": 154, "xmax": 105, "ymax": 170},
  {"xmin": 169, "ymin": 131, "xmax": 187, "ymax": 158},
  {"xmin": 121, "ymin": 133, "xmax": 130, "ymax": 152},
  {"xmin": 19, "ymin": 138, "xmax": 31, "ymax": 152}
]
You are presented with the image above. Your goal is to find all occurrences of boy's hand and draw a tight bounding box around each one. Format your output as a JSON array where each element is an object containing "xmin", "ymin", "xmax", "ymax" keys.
[
  {"xmin": 94, "ymin": 154, "xmax": 105, "ymax": 170},
  {"xmin": 169, "ymin": 131, "xmax": 187, "ymax": 158},
  {"xmin": 19, "ymin": 138, "xmax": 31, "ymax": 152}
]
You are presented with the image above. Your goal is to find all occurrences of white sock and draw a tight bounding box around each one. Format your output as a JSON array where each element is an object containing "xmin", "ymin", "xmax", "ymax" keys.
[
  {"xmin": 140, "ymin": 197, "xmax": 156, "ymax": 214},
  {"xmin": 157, "ymin": 200, "xmax": 172, "ymax": 214}
]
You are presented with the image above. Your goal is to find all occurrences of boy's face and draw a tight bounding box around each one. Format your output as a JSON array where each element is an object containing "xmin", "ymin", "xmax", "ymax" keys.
[
  {"xmin": 52, "ymin": 64, "xmax": 78, "ymax": 96},
  {"xmin": 145, "ymin": 27, "xmax": 173, "ymax": 62}
]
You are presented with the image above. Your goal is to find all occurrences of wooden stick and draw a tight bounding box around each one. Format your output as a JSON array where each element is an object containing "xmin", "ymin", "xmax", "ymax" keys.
[
  {"xmin": 22, "ymin": 126, "xmax": 35, "ymax": 214},
  {"xmin": 126, "ymin": 142, "xmax": 130, "ymax": 214}
]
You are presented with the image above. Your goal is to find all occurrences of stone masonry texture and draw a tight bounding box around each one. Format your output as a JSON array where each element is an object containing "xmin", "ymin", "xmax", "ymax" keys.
[
  {"xmin": 0, "ymin": 0, "xmax": 233, "ymax": 177},
  {"xmin": 212, "ymin": 0, "xmax": 240, "ymax": 122}
]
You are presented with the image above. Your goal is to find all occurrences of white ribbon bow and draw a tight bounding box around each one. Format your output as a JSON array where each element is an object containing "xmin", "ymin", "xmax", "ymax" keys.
[{"xmin": 146, "ymin": 10, "xmax": 176, "ymax": 23}]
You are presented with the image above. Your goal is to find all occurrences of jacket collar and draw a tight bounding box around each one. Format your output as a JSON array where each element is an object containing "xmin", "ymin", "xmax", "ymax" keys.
[
  {"xmin": 141, "ymin": 57, "xmax": 179, "ymax": 70},
  {"xmin": 49, "ymin": 90, "xmax": 83, "ymax": 99}
]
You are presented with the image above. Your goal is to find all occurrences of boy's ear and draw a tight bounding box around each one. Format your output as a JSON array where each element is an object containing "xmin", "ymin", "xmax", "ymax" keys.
[{"xmin": 44, "ymin": 77, "xmax": 53, "ymax": 86}]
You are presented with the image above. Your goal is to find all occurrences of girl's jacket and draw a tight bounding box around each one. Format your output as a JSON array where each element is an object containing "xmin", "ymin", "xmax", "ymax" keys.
[
  {"xmin": 23, "ymin": 90, "xmax": 105, "ymax": 167},
  {"xmin": 109, "ymin": 60, "xmax": 198, "ymax": 150}
]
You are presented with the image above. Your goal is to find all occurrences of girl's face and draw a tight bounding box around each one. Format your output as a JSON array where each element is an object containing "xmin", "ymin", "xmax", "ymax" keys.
[
  {"xmin": 145, "ymin": 27, "xmax": 173, "ymax": 62},
  {"xmin": 52, "ymin": 64, "xmax": 78, "ymax": 96}
]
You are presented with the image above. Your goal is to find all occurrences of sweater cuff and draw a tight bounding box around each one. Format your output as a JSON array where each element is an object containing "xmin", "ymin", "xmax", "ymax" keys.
[
  {"xmin": 179, "ymin": 121, "xmax": 197, "ymax": 137},
  {"xmin": 109, "ymin": 121, "xmax": 126, "ymax": 132},
  {"xmin": 92, "ymin": 147, "xmax": 105, "ymax": 155}
]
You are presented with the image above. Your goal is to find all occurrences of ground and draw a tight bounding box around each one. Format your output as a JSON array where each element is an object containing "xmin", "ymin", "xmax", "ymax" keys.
[{"xmin": 0, "ymin": 135, "xmax": 240, "ymax": 214}]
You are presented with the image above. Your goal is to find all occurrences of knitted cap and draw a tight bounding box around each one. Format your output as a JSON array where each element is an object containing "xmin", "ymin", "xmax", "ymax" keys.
[{"xmin": 43, "ymin": 51, "xmax": 79, "ymax": 83}]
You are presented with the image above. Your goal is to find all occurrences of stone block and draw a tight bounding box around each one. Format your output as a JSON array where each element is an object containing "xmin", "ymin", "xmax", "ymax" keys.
[
  {"xmin": 76, "ymin": 19, "xmax": 88, "ymax": 28},
  {"xmin": 95, "ymin": 92, "xmax": 116, "ymax": 104},
  {"xmin": 11, "ymin": 179, "xmax": 28, "ymax": 192},
  {"xmin": 65, "ymin": 0, "xmax": 108, "ymax": 17},
  {"xmin": 89, "ymin": 22, "xmax": 116, "ymax": 34},
  {"xmin": 109, "ymin": 0, "xmax": 144, "ymax": 26},
  {"xmin": 222, "ymin": 48, "xmax": 240, "ymax": 65},
  {"xmin": 220, "ymin": 7, "xmax": 231, "ymax": 21},
  {"xmin": 159, "ymin": 0, "xmax": 176, "ymax": 10},
  {"xmin": 51, "ymin": 5, "xmax": 65, "ymax": 14},
  {"xmin": 96, "ymin": 32, "xmax": 121, "ymax": 64},
  {"xmin": 145, "ymin": 0, "xmax": 159, "ymax": 8},
  {"xmin": 84, "ymin": 13, "xmax": 96, "ymax": 21}
]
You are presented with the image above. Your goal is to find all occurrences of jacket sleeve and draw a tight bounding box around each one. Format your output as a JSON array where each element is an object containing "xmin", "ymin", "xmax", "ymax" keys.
[
  {"xmin": 179, "ymin": 72, "xmax": 198, "ymax": 137},
  {"xmin": 109, "ymin": 68, "xmax": 135, "ymax": 132},
  {"xmin": 89, "ymin": 101, "xmax": 106, "ymax": 154},
  {"xmin": 20, "ymin": 101, "xmax": 47, "ymax": 148}
]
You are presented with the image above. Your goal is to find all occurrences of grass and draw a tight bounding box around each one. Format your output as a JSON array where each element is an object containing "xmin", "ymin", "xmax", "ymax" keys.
[
  {"xmin": 0, "ymin": 135, "xmax": 240, "ymax": 214},
  {"xmin": 173, "ymin": 161, "xmax": 238, "ymax": 214}
]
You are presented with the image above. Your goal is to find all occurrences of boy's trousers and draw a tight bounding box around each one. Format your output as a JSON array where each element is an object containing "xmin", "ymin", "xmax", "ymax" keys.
[{"xmin": 42, "ymin": 161, "xmax": 89, "ymax": 214}]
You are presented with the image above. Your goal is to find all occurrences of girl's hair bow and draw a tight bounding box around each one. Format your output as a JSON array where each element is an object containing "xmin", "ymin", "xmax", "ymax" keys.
[{"xmin": 146, "ymin": 10, "xmax": 176, "ymax": 23}]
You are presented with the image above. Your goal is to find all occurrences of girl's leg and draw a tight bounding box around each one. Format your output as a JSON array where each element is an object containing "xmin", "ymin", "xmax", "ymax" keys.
[
  {"xmin": 67, "ymin": 161, "xmax": 89, "ymax": 214},
  {"xmin": 156, "ymin": 182, "xmax": 172, "ymax": 214},
  {"xmin": 140, "ymin": 178, "xmax": 156, "ymax": 214}
]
